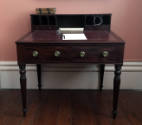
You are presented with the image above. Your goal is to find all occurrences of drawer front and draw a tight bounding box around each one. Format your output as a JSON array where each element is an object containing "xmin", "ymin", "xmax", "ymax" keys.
[{"xmin": 17, "ymin": 44, "xmax": 124, "ymax": 64}]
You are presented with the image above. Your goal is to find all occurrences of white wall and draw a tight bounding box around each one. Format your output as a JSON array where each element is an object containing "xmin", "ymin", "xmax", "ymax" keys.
[{"xmin": 0, "ymin": 62, "xmax": 142, "ymax": 90}]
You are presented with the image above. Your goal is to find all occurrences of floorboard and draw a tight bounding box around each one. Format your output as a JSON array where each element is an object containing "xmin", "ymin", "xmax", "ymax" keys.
[{"xmin": 0, "ymin": 90, "xmax": 141, "ymax": 125}]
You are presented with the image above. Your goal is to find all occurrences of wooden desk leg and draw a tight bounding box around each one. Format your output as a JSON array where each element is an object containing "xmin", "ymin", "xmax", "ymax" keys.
[
  {"xmin": 99, "ymin": 64, "xmax": 105, "ymax": 91},
  {"xmin": 37, "ymin": 64, "xmax": 41, "ymax": 90},
  {"xmin": 112, "ymin": 64, "xmax": 122, "ymax": 119},
  {"xmin": 19, "ymin": 64, "xmax": 27, "ymax": 116}
]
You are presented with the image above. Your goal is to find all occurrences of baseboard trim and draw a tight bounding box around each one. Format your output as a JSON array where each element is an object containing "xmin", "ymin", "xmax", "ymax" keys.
[
  {"xmin": 0, "ymin": 61, "xmax": 142, "ymax": 89},
  {"xmin": 0, "ymin": 88, "xmax": 142, "ymax": 91},
  {"xmin": 0, "ymin": 61, "xmax": 142, "ymax": 72}
]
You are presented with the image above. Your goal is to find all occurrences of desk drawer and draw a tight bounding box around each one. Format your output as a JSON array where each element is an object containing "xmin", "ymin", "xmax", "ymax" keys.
[{"xmin": 17, "ymin": 44, "xmax": 124, "ymax": 64}]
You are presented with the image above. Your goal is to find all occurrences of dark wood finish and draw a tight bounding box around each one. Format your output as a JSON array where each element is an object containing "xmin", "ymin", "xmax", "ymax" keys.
[
  {"xmin": 17, "ymin": 44, "xmax": 124, "ymax": 64},
  {"xmin": 99, "ymin": 64, "xmax": 105, "ymax": 91},
  {"xmin": 32, "ymin": 25, "xmax": 58, "ymax": 31},
  {"xmin": 0, "ymin": 90, "xmax": 142, "ymax": 125},
  {"xmin": 113, "ymin": 64, "xmax": 122, "ymax": 119},
  {"xmin": 16, "ymin": 30, "xmax": 124, "ymax": 44},
  {"xmin": 19, "ymin": 64, "xmax": 27, "ymax": 116},
  {"xmin": 16, "ymin": 30, "xmax": 124, "ymax": 65},
  {"xmin": 16, "ymin": 14, "xmax": 125, "ymax": 118},
  {"xmin": 37, "ymin": 64, "xmax": 41, "ymax": 90}
]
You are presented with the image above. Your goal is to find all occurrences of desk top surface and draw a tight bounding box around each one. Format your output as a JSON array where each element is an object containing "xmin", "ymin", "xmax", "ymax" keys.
[{"xmin": 16, "ymin": 30, "xmax": 124, "ymax": 44}]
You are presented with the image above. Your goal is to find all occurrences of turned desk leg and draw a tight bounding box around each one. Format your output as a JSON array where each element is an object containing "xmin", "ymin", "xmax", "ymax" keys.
[
  {"xmin": 19, "ymin": 64, "xmax": 27, "ymax": 116},
  {"xmin": 112, "ymin": 64, "xmax": 122, "ymax": 119},
  {"xmin": 37, "ymin": 64, "xmax": 42, "ymax": 90},
  {"xmin": 99, "ymin": 64, "xmax": 105, "ymax": 91}
]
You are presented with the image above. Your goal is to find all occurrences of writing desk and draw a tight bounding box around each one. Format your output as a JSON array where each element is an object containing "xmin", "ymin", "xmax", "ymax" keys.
[{"xmin": 16, "ymin": 14, "xmax": 125, "ymax": 119}]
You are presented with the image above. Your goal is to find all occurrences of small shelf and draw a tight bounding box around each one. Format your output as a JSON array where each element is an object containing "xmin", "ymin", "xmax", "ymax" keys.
[
  {"xmin": 40, "ymin": 15, "xmax": 49, "ymax": 25},
  {"xmin": 85, "ymin": 15, "xmax": 94, "ymax": 25},
  {"xmin": 31, "ymin": 15, "xmax": 40, "ymax": 25},
  {"xmin": 49, "ymin": 15, "xmax": 57, "ymax": 25}
]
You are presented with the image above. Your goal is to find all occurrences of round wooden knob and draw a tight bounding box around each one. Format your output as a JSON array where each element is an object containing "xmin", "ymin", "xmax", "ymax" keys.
[
  {"xmin": 102, "ymin": 51, "xmax": 109, "ymax": 57},
  {"xmin": 54, "ymin": 50, "xmax": 61, "ymax": 57},
  {"xmin": 33, "ymin": 50, "xmax": 39, "ymax": 57}
]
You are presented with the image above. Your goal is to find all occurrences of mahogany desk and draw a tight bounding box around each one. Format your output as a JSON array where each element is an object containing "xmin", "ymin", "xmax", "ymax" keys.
[{"xmin": 16, "ymin": 14, "xmax": 125, "ymax": 119}]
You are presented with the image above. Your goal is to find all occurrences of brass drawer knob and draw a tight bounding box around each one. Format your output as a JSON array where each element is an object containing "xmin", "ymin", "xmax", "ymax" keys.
[
  {"xmin": 80, "ymin": 51, "xmax": 86, "ymax": 58},
  {"xmin": 102, "ymin": 51, "xmax": 109, "ymax": 57},
  {"xmin": 33, "ymin": 50, "xmax": 39, "ymax": 57},
  {"xmin": 54, "ymin": 50, "xmax": 61, "ymax": 57}
]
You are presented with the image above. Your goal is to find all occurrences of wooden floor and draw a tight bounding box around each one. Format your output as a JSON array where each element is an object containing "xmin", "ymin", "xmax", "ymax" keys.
[{"xmin": 0, "ymin": 90, "xmax": 142, "ymax": 125}]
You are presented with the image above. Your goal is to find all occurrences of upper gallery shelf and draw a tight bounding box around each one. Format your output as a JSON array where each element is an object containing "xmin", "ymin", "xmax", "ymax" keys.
[{"xmin": 31, "ymin": 14, "xmax": 111, "ymax": 31}]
